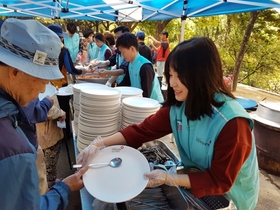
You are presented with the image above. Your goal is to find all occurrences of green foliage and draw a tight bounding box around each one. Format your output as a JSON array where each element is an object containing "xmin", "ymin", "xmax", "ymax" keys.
[{"xmin": 177, "ymin": 10, "xmax": 280, "ymax": 94}]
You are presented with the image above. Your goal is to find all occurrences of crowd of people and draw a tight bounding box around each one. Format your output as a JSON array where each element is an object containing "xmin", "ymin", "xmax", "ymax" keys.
[{"xmin": 0, "ymin": 18, "xmax": 259, "ymax": 210}]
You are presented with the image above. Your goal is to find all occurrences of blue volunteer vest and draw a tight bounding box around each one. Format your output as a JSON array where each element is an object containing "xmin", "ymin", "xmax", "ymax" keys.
[
  {"xmin": 170, "ymin": 93, "xmax": 259, "ymax": 210},
  {"xmin": 88, "ymin": 42, "xmax": 99, "ymax": 60},
  {"xmin": 97, "ymin": 44, "xmax": 111, "ymax": 61},
  {"xmin": 129, "ymin": 53, "xmax": 164, "ymax": 102},
  {"xmin": 98, "ymin": 44, "xmax": 111, "ymax": 70},
  {"xmin": 64, "ymin": 33, "xmax": 80, "ymax": 63},
  {"xmin": 116, "ymin": 53, "xmax": 125, "ymax": 84}
]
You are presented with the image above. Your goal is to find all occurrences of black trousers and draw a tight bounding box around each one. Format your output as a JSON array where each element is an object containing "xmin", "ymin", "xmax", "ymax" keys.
[{"xmin": 57, "ymin": 95, "xmax": 71, "ymax": 137}]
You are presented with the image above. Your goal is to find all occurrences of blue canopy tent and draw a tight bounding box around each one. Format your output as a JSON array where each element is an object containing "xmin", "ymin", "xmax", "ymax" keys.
[
  {"xmin": 1, "ymin": 0, "xmax": 280, "ymax": 41},
  {"xmin": 0, "ymin": 0, "xmax": 279, "ymax": 21}
]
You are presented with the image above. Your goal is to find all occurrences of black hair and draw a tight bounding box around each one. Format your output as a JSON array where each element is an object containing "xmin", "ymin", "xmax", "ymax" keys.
[
  {"xmin": 83, "ymin": 29, "xmax": 94, "ymax": 38},
  {"xmin": 67, "ymin": 23, "xmax": 77, "ymax": 34},
  {"xmin": 161, "ymin": 31, "xmax": 169, "ymax": 38},
  {"xmin": 94, "ymin": 32, "xmax": 109, "ymax": 46},
  {"xmin": 162, "ymin": 37, "xmax": 235, "ymax": 121},
  {"xmin": 104, "ymin": 32, "xmax": 115, "ymax": 46},
  {"xmin": 114, "ymin": 26, "xmax": 129, "ymax": 34},
  {"xmin": 137, "ymin": 36, "xmax": 145, "ymax": 41},
  {"xmin": 116, "ymin": 33, "xmax": 138, "ymax": 51}
]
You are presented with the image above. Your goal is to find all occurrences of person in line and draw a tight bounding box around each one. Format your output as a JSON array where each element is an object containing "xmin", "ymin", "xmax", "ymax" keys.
[
  {"xmin": 77, "ymin": 37, "xmax": 259, "ymax": 210},
  {"xmin": 48, "ymin": 24, "xmax": 88, "ymax": 138},
  {"xmin": 98, "ymin": 33, "xmax": 163, "ymax": 102},
  {"xmin": 90, "ymin": 26, "xmax": 130, "ymax": 86},
  {"xmin": 83, "ymin": 28, "xmax": 99, "ymax": 63},
  {"xmin": 0, "ymin": 18, "xmax": 88, "ymax": 210},
  {"xmin": 64, "ymin": 22, "xmax": 80, "ymax": 63},
  {"xmin": 148, "ymin": 30, "xmax": 170, "ymax": 86},
  {"xmin": 36, "ymin": 95, "xmax": 66, "ymax": 188},
  {"xmin": 22, "ymin": 96, "xmax": 54, "ymax": 195},
  {"xmin": 0, "ymin": 18, "xmax": 53, "ymax": 195},
  {"xmin": 136, "ymin": 30, "xmax": 152, "ymax": 62},
  {"xmin": 19, "ymin": 96, "xmax": 54, "ymax": 195}
]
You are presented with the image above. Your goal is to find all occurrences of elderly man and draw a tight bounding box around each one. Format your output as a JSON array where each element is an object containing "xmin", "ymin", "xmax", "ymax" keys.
[{"xmin": 0, "ymin": 18, "xmax": 88, "ymax": 210}]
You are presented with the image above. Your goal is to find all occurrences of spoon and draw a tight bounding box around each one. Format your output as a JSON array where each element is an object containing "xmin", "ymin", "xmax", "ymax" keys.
[{"xmin": 72, "ymin": 157, "xmax": 122, "ymax": 169}]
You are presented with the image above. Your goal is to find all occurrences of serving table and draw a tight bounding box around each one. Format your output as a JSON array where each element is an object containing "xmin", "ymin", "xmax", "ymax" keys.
[{"xmin": 72, "ymin": 121, "xmax": 95, "ymax": 209}]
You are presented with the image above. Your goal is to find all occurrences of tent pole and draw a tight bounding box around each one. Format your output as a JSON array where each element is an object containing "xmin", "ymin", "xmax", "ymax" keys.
[
  {"xmin": 180, "ymin": 0, "xmax": 188, "ymax": 43},
  {"xmin": 180, "ymin": 18, "xmax": 186, "ymax": 43}
]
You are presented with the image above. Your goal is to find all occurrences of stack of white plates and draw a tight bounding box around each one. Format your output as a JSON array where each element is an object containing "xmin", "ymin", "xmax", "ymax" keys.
[
  {"xmin": 77, "ymin": 88, "xmax": 122, "ymax": 152},
  {"xmin": 121, "ymin": 97, "xmax": 160, "ymax": 129},
  {"xmin": 115, "ymin": 86, "xmax": 143, "ymax": 130},
  {"xmin": 72, "ymin": 83, "xmax": 109, "ymax": 134}
]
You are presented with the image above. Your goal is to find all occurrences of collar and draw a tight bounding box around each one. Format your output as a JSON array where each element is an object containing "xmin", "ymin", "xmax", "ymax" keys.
[
  {"xmin": 0, "ymin": 88, "xmax": 30, "ymax": 124},
  {"xmin": 130, "ymin": 53, "xmax": 141, "ymax": 66}
]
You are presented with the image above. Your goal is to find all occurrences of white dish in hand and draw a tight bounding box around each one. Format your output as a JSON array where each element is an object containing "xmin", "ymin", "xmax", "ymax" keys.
[{"xmin": 83, "ymin": 145, "xmax": 150, "ymax": 203}]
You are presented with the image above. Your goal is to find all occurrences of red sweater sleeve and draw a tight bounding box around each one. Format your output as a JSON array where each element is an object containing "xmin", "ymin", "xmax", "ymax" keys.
[
  {"xmin": 104, "ymin": 49, "xmax": 112, "ymax": 61},
  {"xmin": 120, "ymin": 106, "xmax": 172, "ymax": 148},
  {"xmin": 188, "ymin": 117, "xmax": 252, "ymax": 197}
]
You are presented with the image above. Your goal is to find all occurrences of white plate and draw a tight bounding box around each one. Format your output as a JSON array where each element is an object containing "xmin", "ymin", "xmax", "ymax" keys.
[
  {"xmin": 115, "ymin": 86, "xmax": 143, "ymax": 96},
  {"xmin": 38, "ymin": 84, "xmax": 57, "ymax": 100},
  {"xmin": 81, "ymin": 88, "xmax": 121, "ymax": 98},
  {"xmin": 73, "ymin": 83, "xmax": 108, "ymax": 91},
  {"xmin": 122, "ymin": 97, "xmax": 160, "ymax": 109},
  {"xmin": 57, "ymin": 86, "xmax": 73, "ymax": 96},
  {"xmin": 83, "ymin": 145, "xmax": 150, "ymax": 203}
]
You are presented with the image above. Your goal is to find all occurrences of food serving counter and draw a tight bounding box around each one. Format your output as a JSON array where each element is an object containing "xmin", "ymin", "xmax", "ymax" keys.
[{"xmin": 72, "ymin": 122, "xmax": 233, "ymax": 210}]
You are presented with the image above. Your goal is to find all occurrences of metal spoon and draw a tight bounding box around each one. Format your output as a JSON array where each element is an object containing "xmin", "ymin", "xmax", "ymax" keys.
[{"xmin": 73, "ymin": 157, "xmax": 122, "ymax": 169}]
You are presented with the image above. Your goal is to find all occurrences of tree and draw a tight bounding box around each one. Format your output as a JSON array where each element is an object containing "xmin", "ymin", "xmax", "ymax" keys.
[{"xmin": 232, "ymin": 11, "xmax": 260, "ymax": 91}]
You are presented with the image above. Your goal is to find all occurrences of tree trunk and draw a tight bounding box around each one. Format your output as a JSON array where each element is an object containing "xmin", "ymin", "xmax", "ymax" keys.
[
  {"xmin": 155, "ymin": 20, "xmax": 171, "ymax": 40},
  {"xmin": 116, "ymin": 22, "xmax": 139, "ymax": 32},
  {"xmin": 232, "ymin": 11, "xmax": 259, "ymax": 91}
]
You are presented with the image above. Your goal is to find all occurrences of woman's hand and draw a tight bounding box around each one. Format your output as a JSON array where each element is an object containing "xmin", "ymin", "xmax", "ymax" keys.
[
  {"xmin": 76, "ymin": 136, "xmax": 105, "ymax": 167},
  {"xmin": 145, "ymin": 169, "xmax": 178, "ymax": 188},
  {"xmin": 76, "ymin": 145, "xmax": 99, "ymax": 167}
]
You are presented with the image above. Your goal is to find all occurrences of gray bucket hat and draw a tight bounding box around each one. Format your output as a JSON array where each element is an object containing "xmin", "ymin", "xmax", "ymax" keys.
[{"xmin": 0, "ymin": 18, "xmax": 63, "ymax": 80}]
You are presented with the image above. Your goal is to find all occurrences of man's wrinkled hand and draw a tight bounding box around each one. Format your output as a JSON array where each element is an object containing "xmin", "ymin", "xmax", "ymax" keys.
[{"xmin": 62, "ymin": 166, "xmax": 88, "ymax": 191}]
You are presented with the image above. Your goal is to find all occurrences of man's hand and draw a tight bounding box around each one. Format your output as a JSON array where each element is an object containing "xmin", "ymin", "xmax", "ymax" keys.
[
  {"xmin": 62, "ymin": 166, "xmax": 89, "ymax": 191},
  {"xmin": 60, "ymin": 111, "xmax": 66, "ymax": 122},
  {"xmin": 98, "ymin": 69, "xmax": 108, "ymax": 78},
  {"xmin": 90, "ymin": 60, "xmax": 108, "ymax": 68}
]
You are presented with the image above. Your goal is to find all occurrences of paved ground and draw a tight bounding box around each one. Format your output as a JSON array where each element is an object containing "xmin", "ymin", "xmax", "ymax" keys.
[{"xmin": 57, "ymin": 83, "xmax": 280, "ymax": 210}]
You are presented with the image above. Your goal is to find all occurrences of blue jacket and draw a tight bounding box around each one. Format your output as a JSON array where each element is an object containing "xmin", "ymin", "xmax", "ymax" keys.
[
  {"xmin": 21, "ymin": 98, "xmax": 52, "ymax": 148},
  {"xmin": 0, "ymin": 88, "xmax": 71, "ymax": 210}
]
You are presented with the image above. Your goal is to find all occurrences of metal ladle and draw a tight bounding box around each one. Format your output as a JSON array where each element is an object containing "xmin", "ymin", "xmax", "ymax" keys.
[{"xmin": 73, "ymin": 157, "xmax": 122, "ymax": 169}]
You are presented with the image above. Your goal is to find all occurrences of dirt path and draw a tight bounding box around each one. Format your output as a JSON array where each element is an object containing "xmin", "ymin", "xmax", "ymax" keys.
[{"xmin": 233, "ymin": 83, "xmax": 280, "ymax": 103}]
